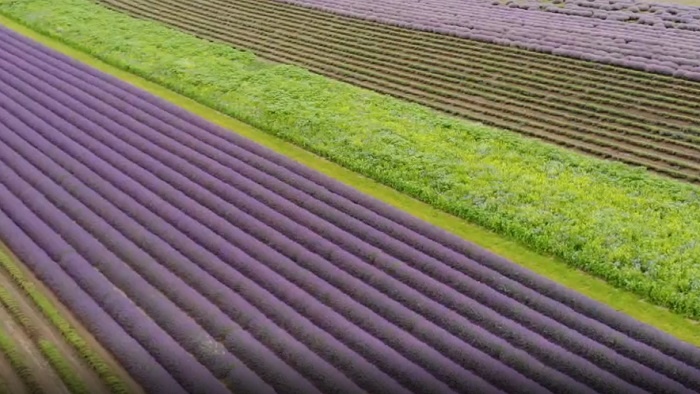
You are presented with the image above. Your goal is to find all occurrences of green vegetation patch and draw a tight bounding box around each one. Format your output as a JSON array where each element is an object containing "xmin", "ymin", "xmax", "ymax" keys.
[{"xmin": 2, "ymin": 0, "xmax": 700, "ymax": 324}]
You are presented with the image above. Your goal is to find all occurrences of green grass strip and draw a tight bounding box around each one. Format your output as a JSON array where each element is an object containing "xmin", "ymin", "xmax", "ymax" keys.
[
  {"xmin": 1, "ymin": 0, "xmax": 700, "ymax": 342},
  {"xmin": 0, "ymin": 247, "xmax": 130, "ymax": 394},
  {"xmin": 0, "ymin": 325, "xmax": 42, "ymax": 394}
]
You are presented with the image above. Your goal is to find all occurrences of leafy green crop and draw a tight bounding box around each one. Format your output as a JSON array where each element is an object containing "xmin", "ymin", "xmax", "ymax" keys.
[{"xmin": 2, "ymin": 0, "xmax": 700, "ymax": 320}]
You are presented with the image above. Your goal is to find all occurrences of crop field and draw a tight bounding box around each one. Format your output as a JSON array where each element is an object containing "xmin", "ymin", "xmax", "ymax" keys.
[
  {"xmin": 2, "ymin": 0, "xmax": 700, "ymax": 392},
  {"xmin": 2, "ymin": 22, "xmax": 700, "ymax": 394},
  {"xmin": 96, "ymin": 0, "xmax": 700, "ymax": 183}
]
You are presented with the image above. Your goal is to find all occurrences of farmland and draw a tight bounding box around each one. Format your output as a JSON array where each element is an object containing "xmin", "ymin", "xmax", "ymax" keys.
[
  {"xmin": 1, "ymin": 0, "xmax": 700, "ymax": 392},
  {"xmin": 96, "ymin": 0, "xmax": 700, "ymax": 183},
  {"xmin": 1, "ymin": 19, "xmax": 700, "ymax": 393},
  {"xmin": 6, "ymin": 0, "xmax": 700, "ymax": 321}
]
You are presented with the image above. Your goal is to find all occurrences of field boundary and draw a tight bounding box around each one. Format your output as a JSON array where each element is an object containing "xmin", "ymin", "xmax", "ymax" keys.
[{"xmin": 1, "ymin": 13, "xmax": 698, "ymax": 346}]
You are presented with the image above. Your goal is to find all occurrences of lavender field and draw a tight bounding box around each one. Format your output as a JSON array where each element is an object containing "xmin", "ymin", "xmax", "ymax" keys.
[
  {"xmin": 271, "ymin": 0, "xmax": 700, "ymax": 79},
  {"xmin": 1, "ymin": 24, "xmax": 700, "ymax": 393}
]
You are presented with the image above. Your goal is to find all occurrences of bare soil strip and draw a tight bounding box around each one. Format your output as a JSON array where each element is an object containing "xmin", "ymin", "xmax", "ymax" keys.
[{"xmin": 97, "ymin": 0, "xmax": 700, "ymax": 183}]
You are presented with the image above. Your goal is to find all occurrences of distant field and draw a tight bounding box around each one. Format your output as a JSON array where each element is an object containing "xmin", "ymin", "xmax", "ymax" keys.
[{"xmin": 97, "ymin": 0, "xmax": 700, "ymax": 184}]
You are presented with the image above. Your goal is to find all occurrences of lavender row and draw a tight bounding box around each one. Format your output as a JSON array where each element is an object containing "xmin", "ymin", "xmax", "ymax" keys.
[
  {"xmin": 9, "ymin": 24, "xmax": 700, "ymax": 388},
  {"xmin": 0, "ymin": 34, "xmax": 666, "ymax": 393},
  {"xmin": 0, "ymin": 96, "xmax": 231, "ymax": 394},
  {"xmin": 0, "ymin": 60, "xmax": 343, "ymax": 393},
  {"xmin": 13, "ymin": 27, "xmax": 696, "ymax": 384},
  {"xmin": 0, "ymin": 199, "xmax": 185, "ymax": 394},
  {"xmin": 0, "ymin": 44, "xmax": 522, "ymax": 394},
  {"xmin": 269, "ymin": 0, "xmax": 700, "ymax": 80},
  {"xmin": 498, "ymin": 0, "xmax": 700, "ymax": 32},
  {"xmin": 4, "ymin": 26, "xmax": 700, "ymax": 393},
  {"xmin": 0, "ymin": 88, "xmax": 284, "ymax": 394}
]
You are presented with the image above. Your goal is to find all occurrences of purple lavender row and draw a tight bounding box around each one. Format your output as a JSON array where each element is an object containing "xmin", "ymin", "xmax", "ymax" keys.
[
  {"xmin": 0, "ymin": 91, "xmax": 284, "ymax": 393},
  {"xmin": 4, "ymin": 28, "xmax": 696, "ymax": 394},
  {"xmin": 0, "ymin": 97, "xmax": 231, "ymax": 394},
  {"xmin": 497, "ymin": 0, "xmax": 700, "ymax": 32},
  {"xmin": 0, "ymin": 107, "xmax": 324, "ymax": 394},
  {"xmin": 0, "ymin": 37, "xmax": 486, "ymax": 394},
  {"xmin": 0, "ymin": 67, "xmax": 337, "ymax": 393},
  {"xmin": 0, "ymin": 196, "xmax": 185, "ymax": 394},
  {"xmin": 0, "ymin": 45, "xmax": 520, "ymax": 394},
  {"xmin": 268, "ymin": 0, "xmax": 700, "ymax": 80},
  {"xmin": 7, "ymin": 44, "xmax": 677, "ymax": 394},
  {"xmin": 9, "ymin": 28, "xmax": 692, "ymax": 390},
  {"xmin": 0, "ymin": 59, "xmax": 415, "ymax": 394},
  {"xmin": 4, "ymin": 26, "xmax": 700, "ymax": 393}
]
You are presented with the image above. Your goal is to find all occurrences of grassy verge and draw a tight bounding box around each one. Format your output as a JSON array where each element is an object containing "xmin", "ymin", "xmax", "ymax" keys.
[
  {"xmin": 0, "ymin": 246, "xmax": 130, "ymax": 394},
  {"xmin": 1, "ymin": 1, "xmax": 700, "ymax": 343},
  {"xmin": 0, "ymin": 327, "xmax": 42, "ymax": 394}
]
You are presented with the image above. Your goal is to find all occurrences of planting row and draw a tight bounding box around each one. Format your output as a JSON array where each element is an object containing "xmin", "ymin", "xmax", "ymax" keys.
[
  {"xmin": 268, "ymin": 0, "xmax": 700, "ymax": 80},
  {"xmin": 3, "ymin": 26, "xmax": 700, "ymax": 393},
  {"xmin": 97, "ymin": 0, "xmax": 700, "ymax": 182}
]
